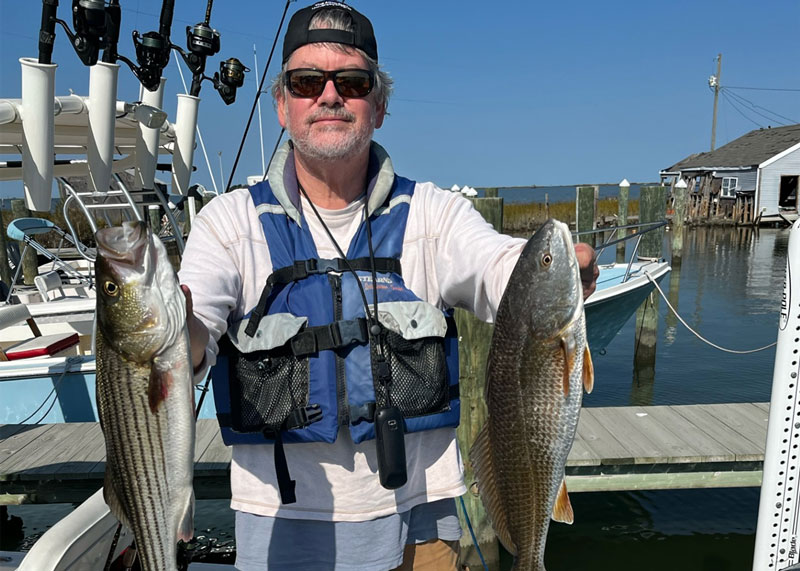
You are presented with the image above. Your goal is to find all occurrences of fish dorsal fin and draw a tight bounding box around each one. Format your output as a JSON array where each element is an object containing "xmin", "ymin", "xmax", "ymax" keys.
[
  {"xmin": 469, "ymin": 425, "xmax": 516, "ymax": 555},
  {"xmin": 560, "ymin": 335, "xmax": 577, "ymax": 397},
  {"xmin": 551, "ymin": 477, "xmax": 574, "ymax": 524},
  {"xmin": 176, "ymin": 488, "xmax": 195, "ymax": 542},
  {"xmin": 583, "ymin": 345, "xmax": 594, "ymax": 394}
]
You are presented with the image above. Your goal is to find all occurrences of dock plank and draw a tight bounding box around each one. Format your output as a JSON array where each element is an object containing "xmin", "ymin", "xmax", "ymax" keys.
[
  {"xmin": 673, "ymin": 404, "xmax": 764, "ymax": 462},
  {"xmin": 0, "ymin": 403, "xmax": 776, "ymax": 502}
]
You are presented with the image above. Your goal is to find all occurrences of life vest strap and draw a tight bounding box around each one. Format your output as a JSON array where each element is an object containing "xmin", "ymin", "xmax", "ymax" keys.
[
  {"xmin": 290, "ymin": 318, "xmax": 370, "ymax": 356},
  {"xmin": 348, "ymin": 385, "xmax": 460, "ymax": 425},
  {"xmin": 244, "ymin": 258, "xmax": 402, "ymax": 338}
]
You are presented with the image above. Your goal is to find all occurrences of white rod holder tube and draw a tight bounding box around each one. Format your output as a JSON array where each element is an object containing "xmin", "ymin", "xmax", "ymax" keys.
[
  {"xmin": 87, "ymin": 62, "xmax": 119, "ymax": 194},
  {"xmin": 20, "ymin": 57, "xmax": 56, "ymax": 212},
  {"xmin": 135, "ymin": 78, "xmax": 165, "ymax": 190},
  {"xmin": 753, "ymin": 218, "xmax": 800, "ymax": 570},
  {"xmin": 172, "ymin": 94, "xmax": 200, "ymax": 196}
]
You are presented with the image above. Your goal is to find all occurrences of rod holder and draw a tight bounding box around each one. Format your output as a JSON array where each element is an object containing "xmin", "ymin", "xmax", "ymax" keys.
[
  {"xmin": 87, "ymin": 61, "xmax": 119, "ymax": 194},
  {"xmin": 20, "ymin": 57, "xmax": 56, "ymax": 212},
  {"xmin": 134, "ymin": 78, "xmax": 165, "ymax": 191},
  {"xmin": 171, "ymin": 93, "xmax": 200, "ymax": 196}
]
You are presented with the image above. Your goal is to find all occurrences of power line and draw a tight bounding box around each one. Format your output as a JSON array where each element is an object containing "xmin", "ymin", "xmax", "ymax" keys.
[
  {"xmin": 723, "ymin": 87, "xmax": 797, "ymax": 125},
  {"xmin": 725, "ymin": 85, "xmax": 800, "ymax": 92},
  {"xmin": 720, "ymin": 89, "xmax": 763, "ymax": 128}
]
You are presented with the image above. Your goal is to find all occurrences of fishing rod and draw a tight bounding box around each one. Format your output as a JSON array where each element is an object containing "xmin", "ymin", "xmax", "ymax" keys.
[
  {"xmin": 38, "ymin": 0, "xmax": 109, "ymax": 66},
  {"xmin": 225, "ymin": 0, "xmax": 295, "ymax": 192},
  {"xmin": 170, "ymin": 0, "xmax": 249, "ymax": 105}
]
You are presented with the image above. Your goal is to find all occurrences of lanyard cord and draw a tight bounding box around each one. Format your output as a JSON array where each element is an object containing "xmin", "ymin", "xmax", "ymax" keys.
[{"xmin": 297, "ymin": 184, "xmax": 381, "ymax": 332}]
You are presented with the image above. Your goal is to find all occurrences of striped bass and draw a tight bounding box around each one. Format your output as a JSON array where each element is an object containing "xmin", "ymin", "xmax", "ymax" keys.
[
  {"xmin": 470, "ymin": 218, "xmax": 594, "ymax": 571},
  {"xmin": 95, "ymin": 221, "xmax": 195, "ymax": 571}
]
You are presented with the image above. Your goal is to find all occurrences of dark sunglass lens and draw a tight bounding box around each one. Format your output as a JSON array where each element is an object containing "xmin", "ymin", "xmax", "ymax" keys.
[
  {"xmin": 288, "ymin": 71, "xmax": 325, "ymax": 97},
  {"xmin": 334, "ymin": 71, "xmax": 373, "ymax": 98}
]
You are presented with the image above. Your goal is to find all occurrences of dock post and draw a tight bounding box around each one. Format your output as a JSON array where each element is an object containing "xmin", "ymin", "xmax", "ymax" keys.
[
  {"xmin": 616, "ymin": 179, "xmax": 630, "ymax": 263},
  {"xmin": 483, "ymin": 187, "xmax": 498, "ymax": 198},
  {"xmin": 576, "ymin": 185, "xmax": 598, "ymax": 246},
  {"xmin": 10, "ymin": 199, "xmax": 38, "ymax": 286},
  {"xmin": 631, "ymin": 186, "xmax": 667, "ymax": 406},
  {"xmin": 671, "ymin": 179, "xmax": 688, "ymax": 262},
  {"xmin": 455, "ymin": 196, "xmax": 503, "ymax": 570}
]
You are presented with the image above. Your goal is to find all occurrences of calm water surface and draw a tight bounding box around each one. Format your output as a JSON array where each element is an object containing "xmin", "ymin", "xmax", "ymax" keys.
[{"xmin": 2, "ymin": 226, "xmax": 788, "ymax": 570}]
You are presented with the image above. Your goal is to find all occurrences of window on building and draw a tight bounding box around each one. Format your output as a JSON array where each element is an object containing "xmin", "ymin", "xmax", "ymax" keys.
[
  {"xmin": 721, "ymin": 177, "xmax": 737, "ymax": 198},
  {"xmin": 779, "ymin": 175, "xmax": 798, "ymax": 208}
]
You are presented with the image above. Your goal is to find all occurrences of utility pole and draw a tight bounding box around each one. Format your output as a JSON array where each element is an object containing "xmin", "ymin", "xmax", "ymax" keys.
[{"xmin": 709, "ymin": 53, "xmax": 722, "ymax": 151}]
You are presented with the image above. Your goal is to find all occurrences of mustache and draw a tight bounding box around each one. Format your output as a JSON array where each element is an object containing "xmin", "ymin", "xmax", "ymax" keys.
[{"xmin": 306, "ymin": 109, "xmax": 355, "ymax": 124}]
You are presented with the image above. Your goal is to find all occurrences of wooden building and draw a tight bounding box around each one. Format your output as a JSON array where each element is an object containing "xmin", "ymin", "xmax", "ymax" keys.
[{"xmin": 660, "ymin": 124, "xmax": 800, "ymax": 225}]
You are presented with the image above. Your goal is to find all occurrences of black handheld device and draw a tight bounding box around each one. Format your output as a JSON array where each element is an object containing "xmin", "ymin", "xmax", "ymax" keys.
[{"xmin": 374, "ymin": 405, "xmax": 407, "ymax": 489}]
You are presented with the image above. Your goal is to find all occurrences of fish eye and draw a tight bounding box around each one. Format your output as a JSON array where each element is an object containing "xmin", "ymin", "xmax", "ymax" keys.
[
  {"xmin": 103, "ymin": 281, "xmax": 120, "ymax": 296},
  {"xmin": 541, "ymin": 253, "xmax": 553, "ymax": 266}
]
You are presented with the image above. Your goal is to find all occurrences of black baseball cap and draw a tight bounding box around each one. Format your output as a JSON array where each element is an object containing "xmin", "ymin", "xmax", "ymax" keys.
[{"xmin": 282, "ymin": 1, "xmax": 378, "ymax": 64}]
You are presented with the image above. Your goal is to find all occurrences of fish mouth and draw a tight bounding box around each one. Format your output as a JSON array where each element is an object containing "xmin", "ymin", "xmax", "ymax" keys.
[{"xmin": 96, "ymin": 221, "xmax": 150, "ymax": 269}]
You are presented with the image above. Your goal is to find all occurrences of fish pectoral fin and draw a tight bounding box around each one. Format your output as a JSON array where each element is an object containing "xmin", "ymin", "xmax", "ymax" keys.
[
  {"xmin": 176, "ymin": 489, "xmax": 195, "ymax": 542},
  {"xmin": 103, "ymin": 474, "xmax": 132, "ymax": 531},
  {"xmin": 552, "ymin": 477, "xmax": 574, "ymax": 524},
  {"xmin": 469, "ymin": 425, "xmax": 516, "ymax": 555},
  {"xmin": 148, "ymin": 361, "xmax": 173, "ymax": 413},
  {"xmin": 560, "ymin": 335, "xmax": 577, "ymax": 397},
  {"xmin": 583, "ymin": 345, "xmax": 594, "ymax": 394}
]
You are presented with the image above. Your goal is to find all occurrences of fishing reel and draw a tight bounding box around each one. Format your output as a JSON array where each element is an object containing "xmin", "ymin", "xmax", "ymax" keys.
[
  {"xmin": 127, "ymin": 30, "xmax": 172, "ymax": 91},
  {"xmin": 213, "ymin": 58, "xmax": 248, "ymax": 105},
  {"xmin": 53, "ymin": 0, "xmax": 108, "ymax": 66}
]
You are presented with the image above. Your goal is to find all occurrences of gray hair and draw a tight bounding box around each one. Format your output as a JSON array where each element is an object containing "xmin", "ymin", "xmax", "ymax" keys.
[{"xmin": 271, "ymin": 7, "xmax": 393, "ymax": 109}]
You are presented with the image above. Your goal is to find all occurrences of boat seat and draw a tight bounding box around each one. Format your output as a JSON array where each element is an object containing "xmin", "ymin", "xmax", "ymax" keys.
[{"xmin": 0, "ymin": 303, "xmax": 79, "ymax": 361}]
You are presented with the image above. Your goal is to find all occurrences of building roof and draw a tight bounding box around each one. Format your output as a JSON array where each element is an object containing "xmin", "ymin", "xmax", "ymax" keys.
[{"xmin": 663, "ymin": 124, "xmax": 800, "ymax": 173}]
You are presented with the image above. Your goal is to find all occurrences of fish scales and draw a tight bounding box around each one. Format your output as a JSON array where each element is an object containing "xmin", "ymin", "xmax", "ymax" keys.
[
  {"xmin": 471, "ymin": 219, "xmax": 593, "ymax": 571},
  {"xmin": 95, "ymin": 221, "xmax": 195, "ymax": 571}
]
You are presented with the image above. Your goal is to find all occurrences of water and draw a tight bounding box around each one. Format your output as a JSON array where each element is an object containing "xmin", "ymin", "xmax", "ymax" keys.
[{"xmin": 1, "ymin": 225, "xmax": 786, "ymax": 569}]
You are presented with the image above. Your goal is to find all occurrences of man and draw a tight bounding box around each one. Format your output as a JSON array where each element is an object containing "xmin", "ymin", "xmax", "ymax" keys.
[{"xmin": 179, "ymin": 2, "xmax": 598, "ymax": 570}]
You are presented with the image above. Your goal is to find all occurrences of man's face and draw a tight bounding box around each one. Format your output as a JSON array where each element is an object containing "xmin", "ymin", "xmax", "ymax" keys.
[{"xmin": 277, "ymin": 43, "xmax": 385, "ymax": 162}]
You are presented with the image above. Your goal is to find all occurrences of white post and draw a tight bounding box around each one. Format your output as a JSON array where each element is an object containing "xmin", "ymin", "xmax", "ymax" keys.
[
  {"xmin": 753, "ymin": 218, "xmax": 800, "ymax": 570},
  {"xmin": 87, "ymin": 62, "xmax": 119, "ymax": 194},
  {"xmin": 172, "ymin": 94, "xmax": 200, "ymax": 196},
  {"xmin": 135, "ymin": 78, "xmax": 166, "ymax": 191},
  {"xmin": 19, "ymin": 57, "xmax": 56, "ymax": 212}
]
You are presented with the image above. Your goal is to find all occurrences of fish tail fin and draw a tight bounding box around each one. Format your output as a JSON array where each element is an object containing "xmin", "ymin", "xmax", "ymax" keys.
[
  {"xmin": 551, "ymin": 477, "xmax": 574, "ymax": 524},
  {"xmin": 470, "ymin": 425, "xmax": 516, "ymax": 555},
  {"xmin": 176, "ymin": 489, "xmax": 195, "ymax": 542},
  {"xmin": 583, "ymin": 345, "xmax": 594, "ymax": 394}
]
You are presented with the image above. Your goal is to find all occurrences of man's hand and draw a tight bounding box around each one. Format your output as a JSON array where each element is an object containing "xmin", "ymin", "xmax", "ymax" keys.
[
  {"xmin": 574, "ymin": 243, "xmax": 599, "ymax": 300},
  {"xmin": 181, "ymin": 284, "xmax": 210, "ymax": 374}
]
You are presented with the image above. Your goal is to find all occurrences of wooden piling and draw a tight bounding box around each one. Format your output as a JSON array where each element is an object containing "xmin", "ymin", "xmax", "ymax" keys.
[
  {"xmin": 616, "ymin": 179, "xmax": 630, "ymax": 263},
  {"xmin": 671, "ymin": 179, "xmax": 688, "ymax": 261},
  {"xmin": 483, "ymin": 187, "xmax": 498, "ymax": 198},
  {"xmin": 576, "ymin": 185, "xmax": 598, "ymax": 246},
  {"xmin": 10, "ymin": 199, "xmax": 38, "ymax": 286},
  {"xmin": 455, "ymin": 196, "xmax": 503, "ymax": 571},
  {"xmin": 632, "ymin": 186, "xmax": 667, "ymax": 406}
]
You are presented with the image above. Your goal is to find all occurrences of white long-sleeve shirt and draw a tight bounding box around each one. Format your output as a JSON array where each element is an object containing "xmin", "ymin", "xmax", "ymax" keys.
[{"xmin": 179, "ymin": 146, "xmax": 525, "ymax": 522}]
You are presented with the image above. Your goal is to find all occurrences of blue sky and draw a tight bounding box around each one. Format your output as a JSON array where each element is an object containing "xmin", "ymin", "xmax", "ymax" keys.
[{"xmin": 1, "ymin": 0, "xmax": 799, "ymax": 197}]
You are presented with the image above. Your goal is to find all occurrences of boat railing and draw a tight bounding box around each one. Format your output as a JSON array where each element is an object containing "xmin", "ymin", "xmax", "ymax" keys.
[{"xmin": 573, "ymin": 220, "xmax": 668, "ymax": 283}]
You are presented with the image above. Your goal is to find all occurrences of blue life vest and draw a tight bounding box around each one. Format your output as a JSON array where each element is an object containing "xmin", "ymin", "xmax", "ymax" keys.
[{"xmin": 211, "ymin": 175, "xmax": 460, "ymax": 447}]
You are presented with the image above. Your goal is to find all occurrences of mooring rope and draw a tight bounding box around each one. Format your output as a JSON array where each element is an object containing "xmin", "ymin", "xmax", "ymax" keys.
[{"xmin": 644, "ymin": 271, "xmax": 777, "ymax": 354}]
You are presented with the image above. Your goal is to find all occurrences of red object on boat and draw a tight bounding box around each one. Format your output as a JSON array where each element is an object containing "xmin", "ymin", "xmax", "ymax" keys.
[{"xmin": 5, "ymin": 332, "xmax": 80, "ymax": 360}]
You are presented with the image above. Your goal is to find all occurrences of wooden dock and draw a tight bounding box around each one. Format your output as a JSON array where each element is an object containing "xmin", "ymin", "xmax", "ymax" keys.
[{"xmin": 0, "ymin": 402, "xmax": 770, "ymax": 505}]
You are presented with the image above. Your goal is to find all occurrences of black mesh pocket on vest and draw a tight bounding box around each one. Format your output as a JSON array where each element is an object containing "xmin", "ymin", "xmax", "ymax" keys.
[
  {"xmin": 227, "ymin": 342, "xmax": 310, "ymax": 433},
  {"xmin": 370, "ymin": 330, "xmax": 449, "ymax": 418}
]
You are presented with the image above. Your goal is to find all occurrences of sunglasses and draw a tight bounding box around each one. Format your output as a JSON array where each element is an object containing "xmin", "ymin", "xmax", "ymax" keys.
[{"xmin": 285, "ymin": 68, "xmax": 375, "ymax": 99}]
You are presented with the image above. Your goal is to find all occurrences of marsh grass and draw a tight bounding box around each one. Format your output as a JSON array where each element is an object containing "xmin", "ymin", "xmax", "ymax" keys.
[{"xmin": 503, "ymin": 198, "xmax": 640, "ymax": 233}]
